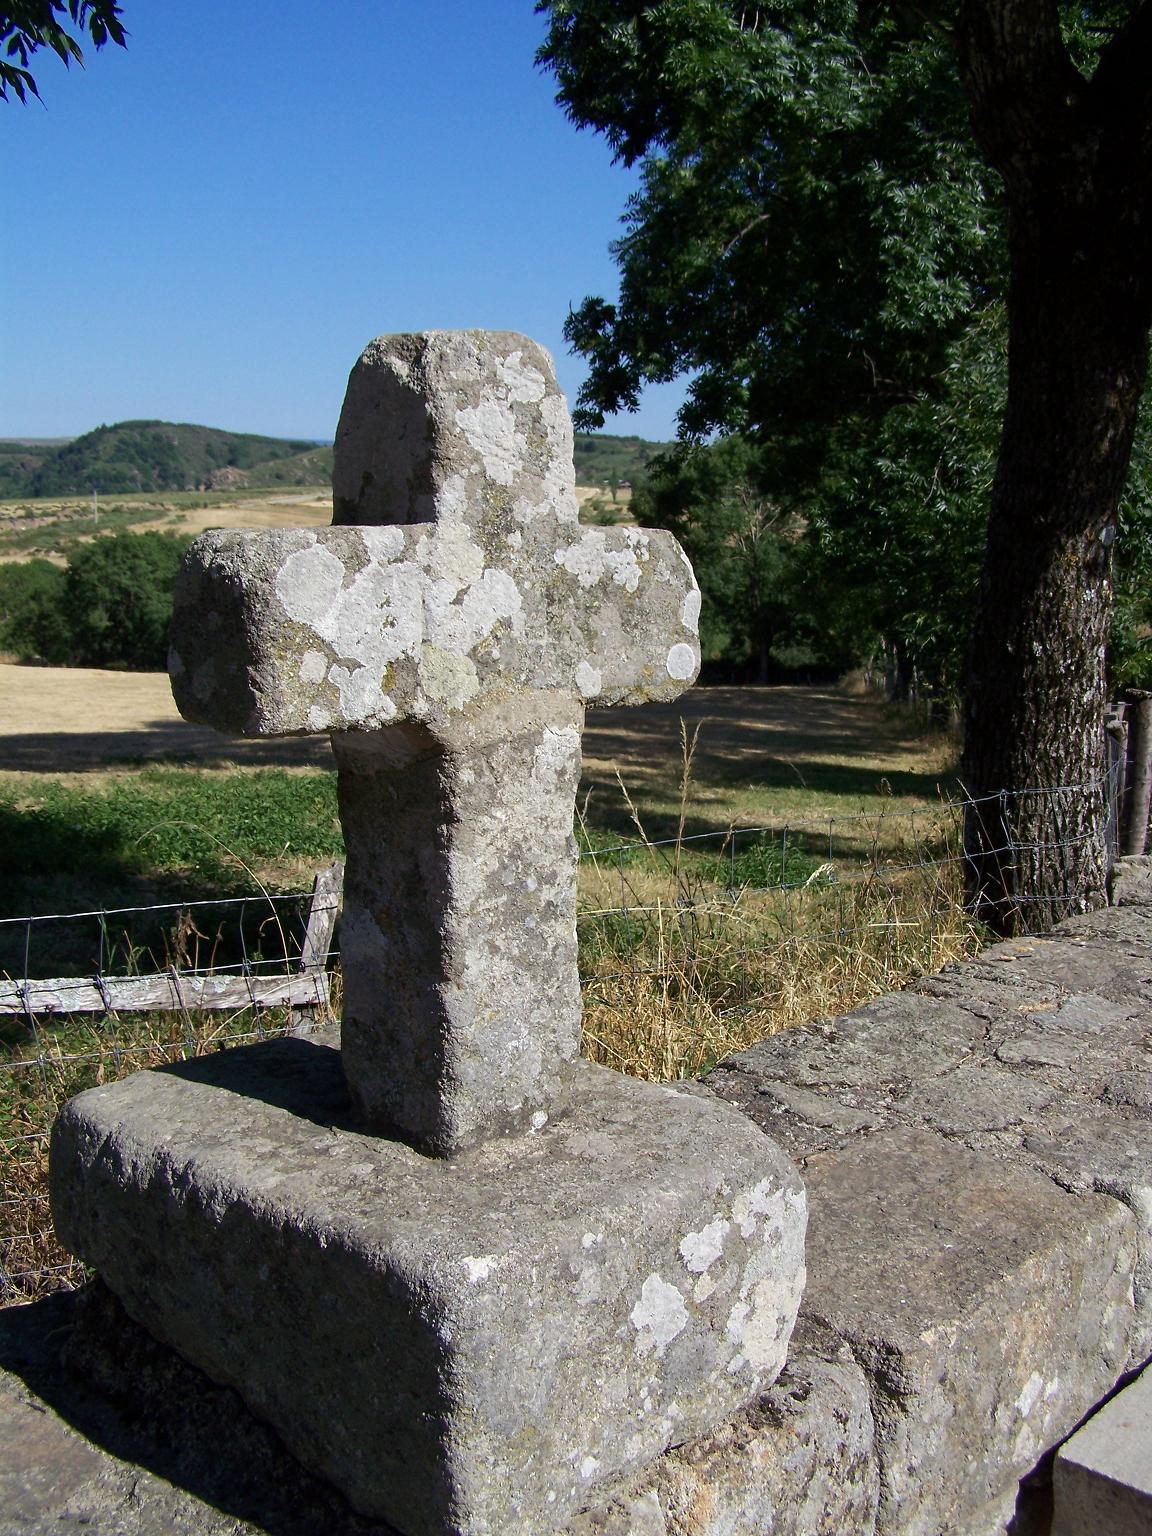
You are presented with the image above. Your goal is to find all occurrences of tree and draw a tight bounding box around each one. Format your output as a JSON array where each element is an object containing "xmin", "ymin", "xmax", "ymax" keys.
[
  {"xmin": 3, "ymin": 533, "xmax": 191, "ymax": 670},
  {"xmin": 635, "ymin": 436, "xmax": 816, "ymax": 679},
  {"xmin": 60, "ymin": 532, "xmax": 190, "ymax": 669},
  {"xmin": 1, "ymin": 1, "xmax": 125, "ymax": 102},
  {"xmin": 0, "ymin": 558, "xmax": 65, "ymax": 659},
  {"xmin": 538, "ymin": 1, "xmax": 1152, "ymax": 933}
]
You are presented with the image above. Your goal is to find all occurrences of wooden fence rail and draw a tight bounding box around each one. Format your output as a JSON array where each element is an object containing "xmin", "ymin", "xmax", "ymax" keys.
[{"xmin": 0, "ymin": 861, "xmax": 343, "ymax": 1018}]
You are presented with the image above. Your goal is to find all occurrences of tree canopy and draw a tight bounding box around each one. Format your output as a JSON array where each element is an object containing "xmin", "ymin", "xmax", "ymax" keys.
[
  {"xmin": 1, "ymin": 1, "xmax": 125, "ymax": 102},
  {"xmin": 539, "ymin": 0, "xmax": 1152, "ymax": 931},
  {"xmin": 0, "ymin": 533, "xmax": 191, "ymax": 670}
]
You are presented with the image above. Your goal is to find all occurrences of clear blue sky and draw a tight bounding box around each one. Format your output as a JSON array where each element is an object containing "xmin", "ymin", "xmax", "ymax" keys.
[{"xmin": 1, "ymin": 2, "xmax": 686, "ymax": 442}]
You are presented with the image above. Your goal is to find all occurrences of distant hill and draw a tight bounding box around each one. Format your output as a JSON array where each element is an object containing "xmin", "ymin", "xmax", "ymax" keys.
[
  {"xmin": 572, "ymin": 431, "xmax": 669, "ymax": 487},
  {"xmin": 0, "ymin": 422, "xmax": 333, "ymax": 499},
  {"xmin": 0, "ymin": 421, "xmax": 671, "ymax": 499}
]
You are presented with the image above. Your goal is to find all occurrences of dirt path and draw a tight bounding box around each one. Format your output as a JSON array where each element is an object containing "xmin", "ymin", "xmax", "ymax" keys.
[{"xmin": 0, "ymin": 663, "xmax": 936, "ymax": 785}]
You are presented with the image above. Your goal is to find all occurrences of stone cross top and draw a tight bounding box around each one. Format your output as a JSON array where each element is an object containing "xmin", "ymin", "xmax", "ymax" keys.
[{"xmin": 170, "ymin": 331, "xmax": 701, "ymax": 1154}]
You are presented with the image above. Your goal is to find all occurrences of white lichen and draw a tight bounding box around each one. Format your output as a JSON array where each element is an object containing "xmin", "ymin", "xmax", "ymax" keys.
[{"xmin": 630, "ymin": 1273, "xmax": 689, "ymax": 1357}]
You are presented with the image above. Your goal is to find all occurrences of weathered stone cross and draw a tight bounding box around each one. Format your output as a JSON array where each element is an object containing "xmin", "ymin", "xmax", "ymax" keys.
[{"xmin": 170, "ymin": 331, "xmax": 700, "ymax": 1155}]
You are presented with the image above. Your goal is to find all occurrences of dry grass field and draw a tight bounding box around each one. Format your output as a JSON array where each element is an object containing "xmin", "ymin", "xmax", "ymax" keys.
[{"xmin": 0, "ymin": 485, "xmax": 621, "ymax": 565}]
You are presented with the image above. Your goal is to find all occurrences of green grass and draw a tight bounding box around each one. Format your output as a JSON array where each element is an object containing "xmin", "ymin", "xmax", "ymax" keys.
[
  {"xmin": 0, "ymin": 768, "xmax": 342, "ymax": 894},
  {"xmin": 0, "ymin": 768, "xmax": 342, "ymax": 978}
]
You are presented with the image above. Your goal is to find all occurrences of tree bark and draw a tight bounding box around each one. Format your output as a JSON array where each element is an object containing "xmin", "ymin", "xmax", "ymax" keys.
[{"xmin": 956, "ymin": 0, "xmax": 1152, "ymax": 933}]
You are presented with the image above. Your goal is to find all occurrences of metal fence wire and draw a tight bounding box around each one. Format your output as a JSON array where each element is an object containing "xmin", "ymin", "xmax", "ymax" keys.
[{"xmin": 0, "ymin": 780, "xmax": 1131, "ymax": 1303}]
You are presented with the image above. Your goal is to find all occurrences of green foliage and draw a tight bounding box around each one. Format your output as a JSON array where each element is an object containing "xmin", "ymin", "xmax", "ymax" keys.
[
  {"xmin": 537, "ymin": 0, "xmax": 1005, "ymax": 700},
  {"xmin": 1, "ymin": 0, "xmax": 126, "ymax": 102},
  {"xmin": 538, "ymin": 1, "xmax": 1002, "ymax": 444},
  {"xmin": 1110, "ymin": 407, "xmax": 1152, "ymax": 691},
  {"xmin": 5, "ymin": 532, "xmax": 191, "ymax": 668},
  {"xmin": 0, "ymin": 557, "xmax": 65, "ymax": 657},
  {"xmin": 19, "ymin": 421, "xmax": 331, "ymax": 498},
  {"xmin": 1, "ymin": 425, "xmax": 648, "ymax": 501},
  {"xmin": 0, "ymin": 439, "xmax": 66, "ymax": 497},
  {"xmin": 62, "ymin": 531, "xmax": 189, "ymax": 668},
  {"xmin": 538, "ymin": 2, "xmax": 1152, "ymax": 713},
  {"xmin": 572, "ymin": 430, "xmax": 668, "ymax": 486},
  {"xmin": 636, "ymin": 435, "xmax": 839, "ymax": 678},
  {"xmin": 718, "ymin": 832, "xmax": 830, "ymax": 891}
]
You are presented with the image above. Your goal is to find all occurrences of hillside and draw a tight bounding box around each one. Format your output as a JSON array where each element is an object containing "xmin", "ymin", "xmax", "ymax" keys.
[
  {"xmin": 572, "ymin": 431, "xmax": 668, "ymax": 487},
  {"xmin": 0, "ymin": 422, "xmax": 671, "ymax": 499},
  {"xmin": 0, "ymin": 423, "xmax": 333, "ymax": 499}
]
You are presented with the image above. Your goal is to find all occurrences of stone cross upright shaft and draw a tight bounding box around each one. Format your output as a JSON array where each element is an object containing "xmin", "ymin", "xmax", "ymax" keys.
[{"xmin": 170, "ymin": 331, "xmax": 701, "ymax": 1155}]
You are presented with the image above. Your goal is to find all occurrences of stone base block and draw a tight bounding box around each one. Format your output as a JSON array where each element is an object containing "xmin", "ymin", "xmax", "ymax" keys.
[
  {"xmin": 569, "ymin": 1347, "xmax": 879, "ymax": 1536},
  {"xmin": 50, "ymin": 1040, "xmax": 805, "ymax": 1536}
]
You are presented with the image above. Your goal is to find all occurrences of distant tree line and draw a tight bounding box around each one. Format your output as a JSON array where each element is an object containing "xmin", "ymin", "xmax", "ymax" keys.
[{"xmin": 0, "ymin": 532, "xmax": 190, "ymax": 670}]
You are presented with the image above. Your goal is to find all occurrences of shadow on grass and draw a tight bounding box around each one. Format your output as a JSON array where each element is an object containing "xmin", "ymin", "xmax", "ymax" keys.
[
  {"xmin": 0, "ymin": 794, "xmax": 314, "ymax": 989},
  {"xmin": 0, "ymin": 722, "xmax": 333, "ymax": 773}
]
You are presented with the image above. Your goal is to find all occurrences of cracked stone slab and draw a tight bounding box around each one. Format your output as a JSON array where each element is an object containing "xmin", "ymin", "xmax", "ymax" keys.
[
  {"xmin": 569, "ymin": 1347, "xmax": 879, "ymax": 1536},
  {"xmin": 957, "ymin": 934, "xmax": 1152, "ymax": 1008},
  {"xmin": 705, "ymin": 994, "xmax": 986, "ymax": 1157},
  {"xmin": 1016, "ymin": 1108, "xmax": 1152, "ymax": 1357},
  {"xmin": 797, "ymin": 1127, "xmax": 1136, "ymax": 1536},
  {"xmin": 894, "ymin": 1061, "xmax": 1061, "ymax": 1135},
  {"xmin": 992, "ymin": 993, "xmax": 1147, "ymax": 1077},
  {"xmin": 1111, "ymin": 854, "xmax": 1152, "ymax": 907},
  {"xmin": 52, "ymin": 1039, "xmax": 806, "ymax": 1536}
]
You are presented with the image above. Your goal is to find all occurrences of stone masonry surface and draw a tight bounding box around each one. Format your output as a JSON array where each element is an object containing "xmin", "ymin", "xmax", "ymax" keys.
[{"xmin": 705, "ymin": 857, "xmax": 1152, "ymax": 1536}]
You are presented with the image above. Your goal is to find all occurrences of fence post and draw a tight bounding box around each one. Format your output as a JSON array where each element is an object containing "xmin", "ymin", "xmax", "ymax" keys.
[
  {"xmin": 1124, "ymin": 692, "xmax": 1152, "ymax": 857},
  {"xmin": 1105, "ymin": 701, "xmax": 1129, "ymax": 879},
  {"xmin": 291, "ymin": 860, "xmax": 344, "ymax": 1029}
]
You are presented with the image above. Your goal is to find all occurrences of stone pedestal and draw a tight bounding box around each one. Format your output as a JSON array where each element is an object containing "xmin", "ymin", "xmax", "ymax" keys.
[{"xmin": 52, "ymin": 1039, "xmax": 805, "ymax": 1536}]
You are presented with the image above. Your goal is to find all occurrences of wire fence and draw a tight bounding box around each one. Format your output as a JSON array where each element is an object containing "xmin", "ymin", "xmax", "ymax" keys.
[{"xmin": 0, "ymin": 778, "xmax": 1132, "ymax": 1305}]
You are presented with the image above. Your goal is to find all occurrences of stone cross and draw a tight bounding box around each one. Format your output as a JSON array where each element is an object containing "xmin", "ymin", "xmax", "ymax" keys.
[{"xmin": 169, "ymin": 331, "xmax": 700, "ymax": 1155}]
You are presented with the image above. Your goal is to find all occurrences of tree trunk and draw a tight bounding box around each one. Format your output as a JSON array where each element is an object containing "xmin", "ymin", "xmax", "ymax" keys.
[
  {"xmin": 962, "ymin": 223, "xmax": 1150, "ymax": 932},
  {"xmin": 957, "ymin": 3, "xmax": 1152, "ymax": 934}
]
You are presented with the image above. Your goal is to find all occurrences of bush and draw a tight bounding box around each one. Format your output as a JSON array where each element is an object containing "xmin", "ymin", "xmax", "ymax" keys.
[
  {"xmin": 0, "ymin": 559, "xmax": 66, "ymax": 658},
  {"xmin": 3, "ymin": 532, "xmax": 193, "ymax": 670}
]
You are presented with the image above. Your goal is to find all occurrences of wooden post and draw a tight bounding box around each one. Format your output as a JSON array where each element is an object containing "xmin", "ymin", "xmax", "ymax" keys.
[
  {"xmin": 291, "ymin": 860, "xmax": 343, "ymax": 1030},
  {"xmin": 0, "ymin": 863, "xmax": 345, "ymax": 1019},
  {"xmin": 1124, "ymin": 692, "xmax": 1152, "ymax": 856},
  {"xmin": 1105, "ymin": 701, "xmax": 1129, "ymax": 876}
]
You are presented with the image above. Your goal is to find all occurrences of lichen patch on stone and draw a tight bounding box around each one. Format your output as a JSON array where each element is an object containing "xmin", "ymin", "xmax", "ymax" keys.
[
  {"xmin": 679, "ymin": 1218, "xmax": 731, "ymax": 1274},
  {"xmin": 630, "ymin": 1273, "xmax": 689, "ymax": 1357}
]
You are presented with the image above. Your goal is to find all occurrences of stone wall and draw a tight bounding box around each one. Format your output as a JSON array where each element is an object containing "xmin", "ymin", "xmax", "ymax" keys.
[{"xmin": 585, "ymin": 857, "xmax": 1152, "ymax": 1535}]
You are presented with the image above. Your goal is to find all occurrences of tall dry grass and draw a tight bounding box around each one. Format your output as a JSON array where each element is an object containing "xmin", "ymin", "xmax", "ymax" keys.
[{"xmin": 575, "ymin": 724, "xmax": 981, "ymax": 1078}]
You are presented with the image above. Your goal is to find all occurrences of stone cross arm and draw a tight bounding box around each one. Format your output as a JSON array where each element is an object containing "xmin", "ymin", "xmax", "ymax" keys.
[{"xmin": 168, "ymin": 520, "xmax": 700, "ymax": 738}]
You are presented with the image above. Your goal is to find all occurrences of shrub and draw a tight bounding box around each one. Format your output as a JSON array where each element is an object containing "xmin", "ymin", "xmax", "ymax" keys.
[
  {"xmin": 4, "ymin": 532, "xmax": 193, "ymax": 670},
  {"xmin": 0, "ymin": 559, "xmax": 66, "ymax": 658}
]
